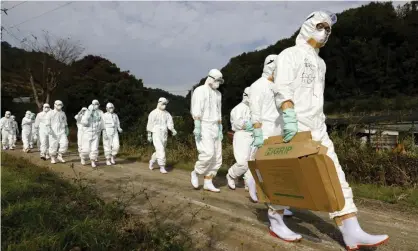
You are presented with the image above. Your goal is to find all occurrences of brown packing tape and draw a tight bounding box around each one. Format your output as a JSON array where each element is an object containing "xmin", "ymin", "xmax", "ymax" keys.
[{"xmin": 264, "ymin": 131, "xmax": 312, "ymax": 145}]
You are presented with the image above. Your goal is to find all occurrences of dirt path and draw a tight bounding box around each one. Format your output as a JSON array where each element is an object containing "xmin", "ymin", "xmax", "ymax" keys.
[{"xmin": 4, "ymin": 148, "xmax": 418, "ymax": 251}]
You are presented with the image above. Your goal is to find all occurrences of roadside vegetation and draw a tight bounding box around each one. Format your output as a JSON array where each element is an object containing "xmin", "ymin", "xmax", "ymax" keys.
[{"xmin": 1, "ymin": 154, "xmax": 191, "ymax": 251}]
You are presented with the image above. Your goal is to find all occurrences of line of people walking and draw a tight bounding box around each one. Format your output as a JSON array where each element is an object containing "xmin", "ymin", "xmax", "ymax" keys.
[{"xmin": 1, "ymin": 10, "xmax": 389, "ymax": 250}]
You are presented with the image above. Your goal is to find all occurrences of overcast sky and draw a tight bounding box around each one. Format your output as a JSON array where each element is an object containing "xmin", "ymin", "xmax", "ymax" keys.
[{"xmin": 1, "ymin": 1, "xmax": 403, "ymax": 96}]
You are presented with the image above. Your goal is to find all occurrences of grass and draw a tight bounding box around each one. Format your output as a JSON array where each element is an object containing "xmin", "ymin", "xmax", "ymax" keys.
[
  {"xmin": 1, "ymin": 153, "xmax": 191, "ymax": 251},
  {"xmin": 352, "ymin": 183, "xmax": 418, "ymax": 208}
]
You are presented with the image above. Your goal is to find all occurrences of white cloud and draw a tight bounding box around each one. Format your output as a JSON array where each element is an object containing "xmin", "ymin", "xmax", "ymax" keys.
[{"xmin": 1, "ymin": 1, "xmax": 395, "ymax": 96}]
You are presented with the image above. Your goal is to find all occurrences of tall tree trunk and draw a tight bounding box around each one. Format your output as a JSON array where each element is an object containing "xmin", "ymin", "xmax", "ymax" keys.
[{"xmin": 29, "ymin": 72, "xmax": 43, "ymax": 111}]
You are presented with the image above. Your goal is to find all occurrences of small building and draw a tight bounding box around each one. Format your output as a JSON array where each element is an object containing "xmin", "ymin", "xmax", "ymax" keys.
[
  {"xmin": 12, "ymin": 97, "xmax": 31, "ymax": 103},
  {"xmin": 356, "ymin": 129, "xmax": 399, "ymax": 150}
]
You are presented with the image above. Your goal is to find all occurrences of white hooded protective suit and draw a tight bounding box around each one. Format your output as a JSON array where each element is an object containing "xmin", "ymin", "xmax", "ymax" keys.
[
  {"xmin": 10, "ymin": 116, "xmax": 19, "ymax": 147},
  {"xmin": 46, "ymin": 101, "xmax": 68, "ymax": 157},
  {"xmin": 228, "ymin": 87, "xmax": 253, "ymax": 180},
  {"xmin": 249, "ymin": 55, "xmax": 282, "ymax": 137},
  {"xmin": 35, "ymin": 104, "xmax": 51, "ymax": 157},
  {"xmin": 30, "ymin": 113, "xmax": 37, "ymax": 148},
  {"xmin": 0, "ymin": 111, "xmax": 13, "ymax": 149},
  {"xmin": 74, "ymin": 107, "xmax": 87, "ymax": 156},
  {"xmin": 191, "ymin": 70, "xmax": 223, "ymax": 177},
  {"xmin": 272, "ymin": 11, "xmax": 356, "ymax": 219},
  {"xmin": 21, "ymin": 111, "xmax": 33, "ymax": 151},
  {"xmin": 81, "ymin": 103, "xmax": 104, "ymax": 161},
  {"xmin": 102, "ymin": 103, "xmax": 122, "ymax": 160},
  {"xmin": 147, "ymin": 98, "xmax": 176, "ymax": 168}
]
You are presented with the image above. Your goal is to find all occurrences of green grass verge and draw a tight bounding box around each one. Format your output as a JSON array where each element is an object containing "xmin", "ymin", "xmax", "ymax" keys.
[
  {"xmin": 1, "ymin": 153, "xmax": 191, "ymax": 251},
  {"xmin": 352, "ymin": 183, "xmax": 418, "ymax": 208}
]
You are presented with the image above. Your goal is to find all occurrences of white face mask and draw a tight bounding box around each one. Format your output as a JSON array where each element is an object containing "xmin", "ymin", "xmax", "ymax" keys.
[
  {"xmin": 311, "ymin": 28, "xmax": 329, "ymax": 45},
  {"xmin": 93, "ymin": 104, "xmax": 99, "ymax": 110},
  {"xmin": 55, "ymin": 104, "xmax": 63, "ymax": 111},
  {"xmin": 211, "ymin": 81, "xmax": 220, "ymax": 89},
  {"xmin": 5, "ymin": 113, "xmax": 10, "ymax": 118},
  {"xmin": 158, "ymin": 103, "xmax": 166, "ymax": 110},
  {"xmin": 107, "ymin": 107, "xmax": 114, "ymax": 113},
  {"xmin": 43, "ymin": 107, "xmax": 50, "ymax": 112},
  {"xmin": 25, "ymin": 113, "xmax": 31, "ymax": 119}
]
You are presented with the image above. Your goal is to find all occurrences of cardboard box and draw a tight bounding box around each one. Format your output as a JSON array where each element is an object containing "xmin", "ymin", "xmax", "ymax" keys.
[{"xmin": 248, "ymin": 131, "xmax": 345, "ymax": 212}]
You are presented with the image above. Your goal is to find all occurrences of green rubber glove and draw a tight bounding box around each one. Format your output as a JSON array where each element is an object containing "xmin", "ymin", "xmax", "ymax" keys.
[
  {"xmin": 244, "ymin": 121, "xmax": 254, "ymax": 132},
  {"xmin": 147, "ymin": 132, "xmax": 153, "ymax": 143},
  {"xmin": 65, "ymin": 126, "xmax": 69, "ymax": 136},
  {"xmin": 218, "ymin": 124, "xmax": 223, "ymax": 141},
  {"xmin": 252, "ymin": 128, "xmax": 264, "ymax": 148},
  {"xmin": 282, "ymin": 108, "xmax": 298, "ymax": 143},
  {"xmin": 193, "ymin": 120, "xmax": 202, "ymax": 142}
]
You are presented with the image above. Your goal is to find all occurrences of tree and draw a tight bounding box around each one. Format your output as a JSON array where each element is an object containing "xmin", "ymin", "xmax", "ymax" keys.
[{"xmin": 24, "ymin": 31, "xmax": 84, "ymax": 110}]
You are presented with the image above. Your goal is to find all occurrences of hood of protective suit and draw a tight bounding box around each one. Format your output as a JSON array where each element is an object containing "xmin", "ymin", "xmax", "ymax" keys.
[
  {"xmin": 5, "ymin": 111, "xmax": 11, "ymax": 118},
  {"xmin": 43, "ymin": 104, "xmax": 50, "ymax": 113},
  {"xmin": 157, "ymin": 97, "xmax": 168, "ymax": 110},
  {"xmin": 25, "ymin": 111, "xmax": 32, "ymax": 119},
  {"xmin": 92, "ymin": 100, "xmax": 100, "ymax": 110},
  {"xmin": 242, "ymin": 87, "xmax": 250, "ymax": 105},
  {"xmin": 11, "ymin": 115, "xmax": 15, "ymax": 121},
  {"xmin": 54, "ymin": 100, "xmax": 63, "ymax": 111},
  {"xmin": 296, "ymin": 11, "xmax": 337, "ymax": 50},
  {"xmin": 262, "ymin": 54, "xmax": 277, "ymax": 79},
  {"xmin": 204, "ymin": 69, "xmax": 224, "ymax": 90},
  {"xmin": 106, "ymin": 103, "xmax": 115, "ymax": 113}
]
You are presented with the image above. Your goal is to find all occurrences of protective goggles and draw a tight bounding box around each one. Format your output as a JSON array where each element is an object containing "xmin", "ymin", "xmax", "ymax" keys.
[{"xmin": 208, "ymin": 75, "xmax": 224, "ymax": 85}]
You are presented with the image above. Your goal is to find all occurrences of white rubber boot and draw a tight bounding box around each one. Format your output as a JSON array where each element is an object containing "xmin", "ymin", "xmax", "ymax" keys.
[
  {"xmin": 91, "ymin": 161, "xmax": 97, "ymax": 168},
  {"xmin": 203, "ymin": 178, "xmax": 220, "ymax": 193},
  {"xmin": 149, "ymin": 160, "xmax": 155, "ymax": 170},
  {"xmin": 284, "ymin": 209, "xmax": 293, "ymax": 217},
  {"xmin": 3, "ymin": 146, "xmax": 8, "ymax": 150},
  {"xmin": 160, "ymin": 166, "xmax": 168, "ymax": 174},
  {"xmin": 191, "ymin": 171, "xmax": 199, "ymax": 189},
  {"xmin": 45, "ymin": 154, "xmax": 50, "ymax": 160},
  {"xmin": 106, "ymin": 159, "xmax": 112, "ymax": 166},
  {"xmin": 81, "ymin": 158, "xmax": 86, "ymax": 166},
  {"xmin": 268, "ymin": 209, "xmax": 302, "ymax": 242},
  {"xmin": 226, "ymin": 173, "xmax": 236, "ymax": 190},
  {"xmin": 57, "ymin": 154, "xmax": 66, "ymax": 163},
  {"xmin": 51, "ymin": 156, "xmax": 57, "ymax": 164},
  {"xmin": 40, "ymin": 153, "xmax": 46, "ymax": 160},
  {"xmin": 246, "ymin": 175, "xmax": 258, "ymax": 202},
  {"xmin": 110, "ymin": 156, "xmax": 116, "ymax": 165},
  {"xmin": 339, "ymin": 216, "xmax": 389, "ymax": 251}
]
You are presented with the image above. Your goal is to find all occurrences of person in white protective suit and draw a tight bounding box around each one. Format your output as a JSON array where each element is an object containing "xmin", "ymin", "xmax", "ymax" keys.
[
  {"xmin": 35, "ymin": 104, "xmax": 51, "ymax": 160},
  {"xmin": 226, "ymin": 88, "xmax": 259, "ymax": 200},
  {"xmin": 30, "ymin": 112, "xmax": 37, "ymax": 149},
  {"xmin": 147, "ymin": 98, "xmax": 177, "ymax": 174},
  {"xmin": 103, "ymin": 102, "xmax": 123, "ymax": 166},
  {"xmin": 46, "ymin": 100, "xmax": 69, "ymax": 164},
  {"xmin": 249, "ymin": 55, "xmax": 294, "ymax": 216},
  {"xmin": 74, "ymin": 107, "xmax": 88, "ymax": 158},
  {"xmin": 80, "ymin": 100, "xmax": 104, "ymax": 168},
  {"xmin": 0, "ymin": 111, "xmax": 13, "ymax": 150},
  {"xmin": 10, "ymin": 115, "xmax": 19, "ymax": 148},
  {"xmin": 190, "ymin": 69, "xmax": 224, "ymax": 192},
  {"xmin": 21, "ymin": 111, "xmax": 33, "ymax": 152},
  {"xmin": 269, "ymin": 11, "xmax": 389, "ymax": 248}
]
